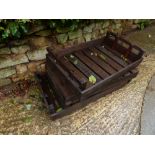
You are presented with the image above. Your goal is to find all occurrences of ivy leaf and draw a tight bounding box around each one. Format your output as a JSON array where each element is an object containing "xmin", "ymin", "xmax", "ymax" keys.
[
  {"xmin": 20, "ymin": 24, "xmax": 28, "ymax": 33},
  {"xmin": 89, "ymin": 75, "xmax": 96, "ymax": 84},
  {"xmin": 2, "ymin": 29, "xmax": 10, "ymax": 39},
  {"xmin": 9, "ymin": 23, "xmax": 18, "ymax": 36},
  {"xmin": 56, "ymin": 107, "xmax": 63, "ymax": 112},
  {"xmin": 0, "ymin": 27, "xmax": 4, "ymax": 31}
]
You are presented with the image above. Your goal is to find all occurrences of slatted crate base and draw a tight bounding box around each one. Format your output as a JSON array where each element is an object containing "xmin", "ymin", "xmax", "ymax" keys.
[{"xmin": 37, "ymin": 69, "xmax": 138, "ymax": 120}]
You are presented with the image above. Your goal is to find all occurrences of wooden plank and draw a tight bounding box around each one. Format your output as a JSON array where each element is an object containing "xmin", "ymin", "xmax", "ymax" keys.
[
  {"xmin": 97, "ymin": 46, "xmax": 131, "ymax": 67},
  {"xmin": 46, "ymin": 57, "xmax": 81, "ymax": 98},
  {"xmin": 46, "ymin": 65, "xmax": 66, "ymax": 107},
  {"xmin": 80, "ymin": 58, "xmax": 142, "ymax": 100},
  {"xmin": 66, "ymin": 54, "xmax": 101, "ymax": 83},
  {"xmin": 47, "ymin": 63, "xmax": 78, "ymax": 106},
  {"xmin": 74, "ymin": 50, "xmax": 109, "ymax": 79},
  {"xmin": 47, "ymin": 37, "xmax": 105, "ymax": 58},
  {"xmin": 89, "ymin": 47, "xmax": 123, "ymax": 71},
  {"xmin": 47, "ymin": 55, "xmax": 82, "ymax": 94},
  {"xmin": 59, "ymin": 57, "xmax": 88, "ymax": 90},
  {"xmin": 36, "ymin": 74, "xmax": 58, "ymax": 113},
  {"xmin": 83, "ymin": 49, "xmax": 117, "ymax": 75}
]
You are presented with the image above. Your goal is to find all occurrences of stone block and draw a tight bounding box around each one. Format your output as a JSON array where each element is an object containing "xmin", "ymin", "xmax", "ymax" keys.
[
  {"xmin": 83, "ymin": 24, "xmax": 94, "ymax": 33},
  {"xmin": 134, "ymin": 19, "xmax": 140, "ymax": 24},
  {"xmin": 29, "ymin": 37, "xmax": 51, "ymax": 49},
  {"xmin": 93, "ymin": 22, "xmax": 102, "ymax": 31},
  {"xmin": 11, "ymin": 75, "xmax": 21, "ymax": 82},
  {"xmin": 0, "ymin": 78, "xmax": 11, "ymax": 87},
  {"xmin": 27, "ymin": 61, "xmax": 44, "ymax": 73},
  {"xmin": 68, "ymin": 30, "xmax": 82, "ymax": 40},
  {"xmin": 77, "ymin": 37, "xmax": 85, "ymax": 44},
  {"xmin": 113, "ymin": 19, "xmax": 122, "ymax": 24},
  {"xmin": 100, "ymin": 29, "xmax": 107, "ymax": 35},
  {"xmin": 16, "ymin": 64, "xmax": 28, "ymax": 74},
  {"xmin": 115, "ymin": 23, "xmax": 122, "ymax": 29},
  {"xmin": 11, "ymin": 45, "xmax": 30, "ymax": 54},
  {"xmin": 84, "ymin": 33, "xmax": 92, "ymax": 42},
  {"xmin": 27, "ymin": 25, "xmax": 46, "ymax": 35},
  {"xmin": 35, "ymin": 30, "xmax": 52, "ymax": 37},
  {"xmin": 0, "ymin": 67, "xmax": 16, "ymax": 79},
  {"xmin": 0, "ymin": 54, "xmax": 29, "ymax": 69},
  {"xmin": 102, "ymin": 21, "xmax": 110, "ymax": 29},
  {"xmin": 131, "ymin": 24, "xmax": 138, "ymax": 29},
  {"xmin": 27, "ymin": 49, "xmax": 48, "ymax": 61},
  {"xmin": 40, "ymin": 63, "xmax": 46, "ymax": 72},
  {"xmin": 91, "ymin": 30, "xmax": 100, "ymax": 39},
  {"xmin": 0, "ymin": 48, "xmax": 11, "ymax": 55},
  {"xmin": 56, "ymin": 33, "xmax": 68, "ymax": 44}
]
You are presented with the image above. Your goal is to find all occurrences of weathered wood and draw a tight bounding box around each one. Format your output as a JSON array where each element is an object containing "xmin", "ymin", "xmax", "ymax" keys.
[
  {"xmin": 59, "ymin": 57, "xmax": 88, "ymax": 90},
  {"xmin": 83, "ymin": 48, "xmax": 116, "ymax": 75},
  {"xmin": 37, "ymin": 69, "xmax": 138, "ymax": 120},
  {"xmin": 96, "ymin": 46, "xmax": 129, "ymax": 67},
  {"xmin": 47, "ymin": 55, "xmax": 81, "ymax": 93},
  {"xmin": 80, "ymin": 58, "xmax": 142, "ymax": 100},
  {"xmin": 40, "ymin": 32, "xmax": 144, "ymax": 117},
  {"xmin": 74, "ymin": 50, "xmax": 109, "ymax": 79},
  {"xmin": 66, "ymin": 54, "xmax": 101, "ymax": 82},
  {"xmin": 36, "ymin": 74, "xmax": 57, "ymax": 113},
  {"xmin": 89, "ymin": 47, "xmax": 123, "ymax": 71},
  {"xmin": 47, "ymin": 63, "xmax": 79, "ymax": 107},
  {"xmin": 47, "ymin": 37, "xmax": 105, "ymax": 58}
]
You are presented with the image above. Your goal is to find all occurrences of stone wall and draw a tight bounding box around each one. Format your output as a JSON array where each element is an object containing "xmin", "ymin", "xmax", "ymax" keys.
[{"xmin": 0, "ymin": 19, "xmax": 140, "ymax": 87}]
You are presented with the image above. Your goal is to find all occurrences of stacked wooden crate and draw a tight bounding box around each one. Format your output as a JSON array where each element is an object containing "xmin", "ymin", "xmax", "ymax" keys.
[{"xmin": 37, "ymin": 32, "xmax": 144, "ymax": 119}]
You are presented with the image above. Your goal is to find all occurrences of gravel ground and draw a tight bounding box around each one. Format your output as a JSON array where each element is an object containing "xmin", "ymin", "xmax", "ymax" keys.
[
  {"xmin": 0, "ymin": 26, "xmax": 155, "ymax": 135},
  {"xmin": 141, "ymin": 75, "xmax": 155, "ymax": 134}
]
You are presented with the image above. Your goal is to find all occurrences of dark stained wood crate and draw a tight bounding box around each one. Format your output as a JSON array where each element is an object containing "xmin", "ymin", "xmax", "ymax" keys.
[
  {"xmin": 46, "ymin": 32, "xmax": 144, "ymax": 105},
  {"xmin": 37, "ymin": 32, "xmax": 144, "ymax": 119},
  {"xmin": 37, "ymin": 69, "xmax": 138, "ymax": 120}
]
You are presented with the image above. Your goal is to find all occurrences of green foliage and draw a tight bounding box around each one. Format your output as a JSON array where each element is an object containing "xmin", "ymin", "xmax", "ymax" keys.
[
  {"xmin": 137, "ymin": 19, "xmax": 151, "ymax": 30},
  {"xmin": 0, "ymin": 19, "xmax": 99, "ymax": 41},
  {"xmin": 0, "ymin": 19, "xmax": 32, "ymax": 40},
  {"xmin": 48, "ymin": 19, "xmax": 97, "ymax": 33},
  {"xmin": 0, "ymin": 19, "xmax": 152, "ymax": 42}
]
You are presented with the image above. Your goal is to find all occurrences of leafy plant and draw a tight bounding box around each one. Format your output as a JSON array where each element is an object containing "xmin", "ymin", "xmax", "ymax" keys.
[
  {"xmin": 0, "ymin": 19, "xmax": 98, "ymax": 41},
  {"xmin": 137, "ymin": 19, "xmax": 151, "ymax": 30},
  {"xmin": 0, "ymin": 19, "xmax": 152, "ymax": 42},
  {"xmin": 0, "ymin": 19, "xmax": 32, "ymax": 40}
]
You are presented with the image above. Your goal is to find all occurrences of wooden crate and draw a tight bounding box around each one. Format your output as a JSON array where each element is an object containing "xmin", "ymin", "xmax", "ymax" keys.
[
  {"xmin": 46, "ymin": 32, "xmax": 144, "ymax": 106},
  {"xmin": 37, "ymin": 69, "xmax": 138, "ymax": 120}
]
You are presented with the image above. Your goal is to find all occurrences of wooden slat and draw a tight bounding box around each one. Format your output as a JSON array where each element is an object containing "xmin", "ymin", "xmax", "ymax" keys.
[
  {"xmin": 59, "ymin": 57, "xmax": 88, "ymax": 90},
  {"xmin": 47, "ymin": 55, "xmax": 81, "ymax": 94},
  {"xmin": 66, "ymin": 54, "xmax": 101, "ymax": 82},
  {"xmin": 47, "ymin": 37, "xmax": 104, "ymax": 58},
  {"xmin": 89, "ymin": 47, "xmax": 123, "ymax": 71},
  {"xmin": 96, "ymin": 46, "xmax": 129, "ymax": 67},
  {"xmin": 47, "ymin": 62, "xmax": 78, "ymax": 106},
  {"xmin": 74, "ymin": 51, "xmax": 109, "ymax": 79},
  {"xmin": 83, "ymin": 49, "xmax": 117, "ymax": 75},
  {"xmin": 80, "ymin": 58, "xmax": 142, "ymax": 100},
  {"xmin": 37, "ymin": 74, "xmax": 57, "ymax": 113}
]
